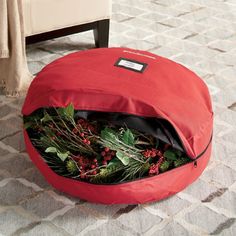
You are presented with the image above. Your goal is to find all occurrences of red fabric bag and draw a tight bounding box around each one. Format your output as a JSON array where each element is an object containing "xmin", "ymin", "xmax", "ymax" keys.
[{"xmin": 22, "ymin": 48, "xmax": 213, "ymax": 204}]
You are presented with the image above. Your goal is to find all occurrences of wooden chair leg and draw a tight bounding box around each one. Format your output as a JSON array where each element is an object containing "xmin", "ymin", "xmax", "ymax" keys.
[{"xmin": 94, "ymin": 19, "xmax": 110, "ymax": 48}]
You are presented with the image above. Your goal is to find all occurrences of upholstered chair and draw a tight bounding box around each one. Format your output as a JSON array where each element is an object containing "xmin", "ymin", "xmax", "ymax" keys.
[{"xmin": 23, "ymin": 0, "xmax": 111, "ymax": 47}]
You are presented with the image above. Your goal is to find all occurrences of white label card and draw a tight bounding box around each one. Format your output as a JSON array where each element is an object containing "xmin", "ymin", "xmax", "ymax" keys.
[{"xmin": 115, "ymin": 58, "xmax": 148, "ymax": 73}]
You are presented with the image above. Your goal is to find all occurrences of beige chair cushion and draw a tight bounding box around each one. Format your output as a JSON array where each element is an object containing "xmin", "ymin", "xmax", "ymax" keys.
[{"xmin": 23, "ymin": 0, "xmax": 111, "ymax": 36}]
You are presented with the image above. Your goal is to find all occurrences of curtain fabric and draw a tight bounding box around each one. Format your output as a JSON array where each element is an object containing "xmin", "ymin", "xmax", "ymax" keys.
[{"xmin": 0, "ymin": 0, "xmax": 32, "ymax": 96}]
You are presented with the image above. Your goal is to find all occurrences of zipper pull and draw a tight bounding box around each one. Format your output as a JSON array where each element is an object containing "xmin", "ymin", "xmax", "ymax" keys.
[{"xmin": 194, "ymin": 161, "xmax": 198, "ymax": 168}]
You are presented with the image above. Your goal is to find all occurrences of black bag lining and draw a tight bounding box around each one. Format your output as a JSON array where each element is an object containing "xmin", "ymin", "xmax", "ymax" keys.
[{"xmin": 75, "ymin": 110, "xmax": 185, "ymax": 152}]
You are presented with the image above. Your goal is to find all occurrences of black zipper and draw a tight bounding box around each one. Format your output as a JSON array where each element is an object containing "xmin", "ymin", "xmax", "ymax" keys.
[{"xmin": 192, "ymin": 133, "xmax": 213, "ymax": 168}]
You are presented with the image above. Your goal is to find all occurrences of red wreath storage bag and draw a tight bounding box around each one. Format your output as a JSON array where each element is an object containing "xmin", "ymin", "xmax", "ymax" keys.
[{"xmin": 22, "ymin": 48, "xmax": 213, "ymax": 204}]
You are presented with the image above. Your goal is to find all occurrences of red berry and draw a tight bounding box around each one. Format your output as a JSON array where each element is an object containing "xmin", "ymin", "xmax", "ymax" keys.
[
  {"xmin": 82, "ymin": 163, "xmax": 87, "ymax": 169},
  {"xmin": 156, "ymin": 150, "xmax": 162, "ymax": 157},
  {"xmin": 104, "ymin": 147, "xmax": 110, "ymax": 152},
  {"xmin": 164, "ymin": 144, "xmax": 170, "ymax": 150},
  {"xmin": 83, "ymin": 139, "xmax": 90, "ymax": 144},
  {"xmin": 72, "ymin": 128, "xmax": 78, "ymax": 134},
  {"xmin": 78, "ymin": 161, "xmax": 83, "ymax": 166},
  {"xmin": 151, "ymin": 152, "xmax": 156, "ymax": 158},
  {"xmin": 80, "ymin": 132, "xmax": 85, "ymax": 137},
  {"xmin": 104, "ymin": 155, "xmax": 112, "ymax": 161},
  {"xmin": 101, "ymin": 151, "xmax": 106, "ymax": 157},
  {"xmin": 73, "ymin": 156, "xmax": 79, "ymax": 161},
  {"xmin": 149, "ymin": 169, "xmax": 154, "ymax": 174},
  {"xmin": 102, "ymin": 160, "xmax": 107, "ymax": 165},
  {"xmin": 93, "ymin": 158, "xmax": 98, "ymax": 163},
  {"xmin": 80, "ymin": 171, "xmax": 86, "ymax": 179},
  {"xmin": 92, "ymin": 170, "xmax": 97, "ymax": 175},
  {"xmin": 143, "ymin": 150, "xmax": 151, "ymax": 158},
  {"xmin": 88, "ymin": 125, "xmax": 95, "ymax": 132},
  {"xmin": 91, "ymin": 165, "xmax": 96, "ymax": 169},
  {"xmin": 78, "ymin": 119, "xmax": 84, "ymax": 124},
  {"xmin": 111, "ymin": 151, "xmax": 116, "ymax": 156}
]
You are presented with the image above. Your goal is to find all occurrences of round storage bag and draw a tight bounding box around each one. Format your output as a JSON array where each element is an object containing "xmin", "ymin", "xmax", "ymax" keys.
[{"xmin": 22, "ymin": 47, "xmax": 213, "ymax": 204}]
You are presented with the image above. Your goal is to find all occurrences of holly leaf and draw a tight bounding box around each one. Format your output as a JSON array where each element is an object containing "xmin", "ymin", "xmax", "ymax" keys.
[
  {"xmin": 159, "ymin": 160, "xmax": 170, "ymax": 172},
  {"xmin": 101, "ymin": 127, "xmax": 117, "ymax": 142},
  {"xmin": 107, "ymin": 158, "xmax": 122, "ymax": 167},
  {"xmin": 23, "ymin": 122, "xmax": 32, "ymax": 130},
  {"xmin": 122, "ymin": 129, "xmax": 135, "ymax": 146},
  {"xmin": 45, "ymin": 147, "xmax": 69, "ymax": 162},
  {"xmin": 116, "ymin": 151, "xmax": 130, "ymax": 166},
  {"xmin": 175, "ymin": 149, "xmax": 182, "ymax": 157},
  {"xmin": 64, "ymin": 103, "xmax": 74, "ymax": 118},
  {"xmin": 45, "ymin": 147, "xmax": 58, "ymax": 153},
  {"xmin": 174, "ymin": 157, "xmax": 189, "ymax": 167},
  {"xmin": 40, "ymin": 113, "xmax": 51, "ymax": 123},
  {"xmin": 57, "ymin": 151, "xmax": 69, "ymax": 162},
  {"xmin": 164, "ymin": 150, "xmax": 177, "ymax": 161},
  {"xmin": 58, "ymin": 103, "xmax": 74, "ymax": 119}
]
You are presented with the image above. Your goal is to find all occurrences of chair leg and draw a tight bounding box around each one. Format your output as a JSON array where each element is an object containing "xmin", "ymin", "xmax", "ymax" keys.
[{"xmin": 94, "ymin": 19, "xmax": 110, "ymax": 48}]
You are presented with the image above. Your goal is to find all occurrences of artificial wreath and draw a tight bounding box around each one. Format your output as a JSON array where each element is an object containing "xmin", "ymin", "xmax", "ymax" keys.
[{"xmin": 23, "ymin": 104, "xmax": 191, "ymax": 184}]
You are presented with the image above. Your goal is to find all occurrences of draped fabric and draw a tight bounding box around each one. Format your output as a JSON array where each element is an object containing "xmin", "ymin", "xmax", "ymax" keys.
[{"xmin": 0, "ymin": 0, "xmax": 32, "ymax": 96}]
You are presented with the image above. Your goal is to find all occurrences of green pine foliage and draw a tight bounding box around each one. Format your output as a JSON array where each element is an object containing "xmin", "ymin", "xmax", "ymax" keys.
[{"xmin": 24, "ymin": 103, "xmax": 191, "ymax": 184}]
